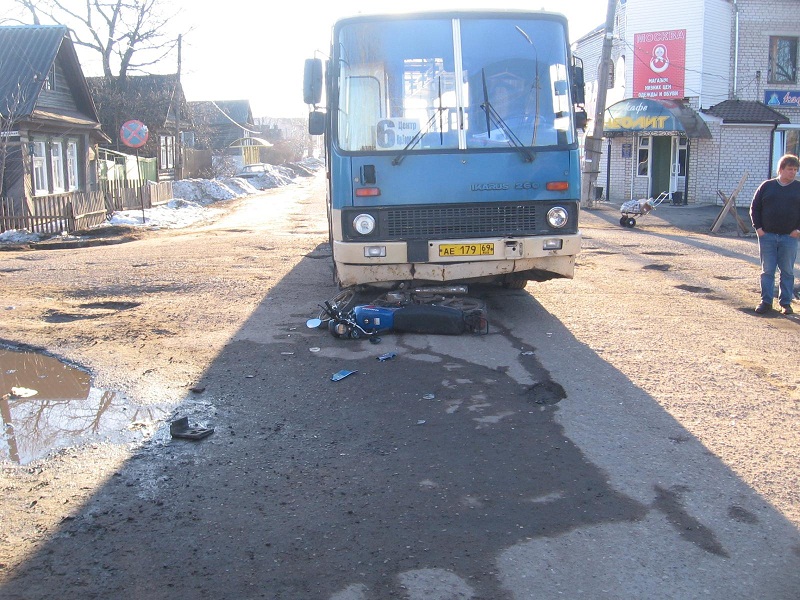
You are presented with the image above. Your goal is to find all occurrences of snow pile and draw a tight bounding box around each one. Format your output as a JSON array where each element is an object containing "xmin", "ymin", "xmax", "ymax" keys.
[
  {"xmin": 172, "ymin": 178, "xmax": 259, "ymax": 204},
  {"xmin": 109, "ymin": 198, "xmax": 223, "ymax": 229},
  {"xmin": 0, "ymin": 229, "xmax": 41, "ymax": 243}
]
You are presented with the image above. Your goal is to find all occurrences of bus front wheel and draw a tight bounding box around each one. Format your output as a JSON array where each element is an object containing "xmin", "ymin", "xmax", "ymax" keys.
[{"xmin": 502, "ymin": 275, "xmax": 528, "ymax": 290}]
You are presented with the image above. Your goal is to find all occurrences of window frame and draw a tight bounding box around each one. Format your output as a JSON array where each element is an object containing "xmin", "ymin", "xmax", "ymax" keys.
[
  {"xmin": 66, "ymin": 140, "xmax": 80, "ymax": 191},
  {"xmin": 637, "ymin": 136, "xmax": 650, "ymax": 177},
  {"xmin": 769, "ymin": 36, "xmax": 798, "ymax": 84},
  {"xmin": 160, "ymin": 135, "xmax": 175, "ymax": 169},
  {"xmin": 32, "ymin": 140, "xmax": 49, "ymax": 195},
  {"xmin": 50, "ymin": 139, "xmax": 65, "ymax": 193}
]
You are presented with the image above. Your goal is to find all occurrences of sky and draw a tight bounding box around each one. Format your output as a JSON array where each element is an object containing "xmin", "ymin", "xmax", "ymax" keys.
[{"xmin": 0, "ymin": 0, "xmax": 608, "ymax": 118}]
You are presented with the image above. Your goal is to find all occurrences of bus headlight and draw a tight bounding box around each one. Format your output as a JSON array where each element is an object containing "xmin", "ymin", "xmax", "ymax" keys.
[
  {"xmin": 547, "ymin": 207, "xmax": 569, "ymax": 229},
  {"xmin": 353, "ymin": 213, "xmax": 376, "ymax": 235}
]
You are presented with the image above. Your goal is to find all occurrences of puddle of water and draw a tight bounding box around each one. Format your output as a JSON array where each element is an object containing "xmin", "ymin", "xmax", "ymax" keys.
[{"xmin": 1, "ymin": 347, "xmax": 168, "ymax": 464}]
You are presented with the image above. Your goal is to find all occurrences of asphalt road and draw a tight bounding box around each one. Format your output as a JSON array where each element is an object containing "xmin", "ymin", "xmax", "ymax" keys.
[{"xmin": 1, "ymin": 178, "xmax": 798, "ymax": 599}]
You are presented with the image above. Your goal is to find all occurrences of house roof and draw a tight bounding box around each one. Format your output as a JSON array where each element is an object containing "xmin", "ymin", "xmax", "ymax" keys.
[
  {"xmin": 86, "ymin": 74, "xmax": 189, "ymax": 131},
  {"xmin": 189, "ymin": 100, "xmax": 254, "ymax": 127},
  {"xmin": 702, "ymin": 99, "xmax": 790, "ymax": 124},
  {"xmin": 0, "ymin": 25, "xmax": 99, "ymax": 123}
]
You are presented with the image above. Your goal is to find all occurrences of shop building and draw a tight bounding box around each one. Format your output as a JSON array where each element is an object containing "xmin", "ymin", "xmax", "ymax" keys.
[{"xmin": 574, "ymin": 0, "xmax": 800, "ymax": 204}]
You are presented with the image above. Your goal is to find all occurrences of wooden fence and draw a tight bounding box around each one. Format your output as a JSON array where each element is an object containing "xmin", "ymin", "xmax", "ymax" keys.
[
  {"xmin": 102, "ymin": 180, "xmax": 173, "ymax": 212},
  {"xmin": 0, "ymin": 181, "xmax": 173, "ymax": 235}
]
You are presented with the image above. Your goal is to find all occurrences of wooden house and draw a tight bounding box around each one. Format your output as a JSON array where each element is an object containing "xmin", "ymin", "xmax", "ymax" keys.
[
  {"xmin": 87, "ymin": 74, "xmax": 191, "ymax": 181},
  {"xmin": 0, "ymin": 25, "xmax": 109, "ymax": 205},
  {"xmin": 189, "ymin": 100, "xmax": 271, "ymax": 170}
]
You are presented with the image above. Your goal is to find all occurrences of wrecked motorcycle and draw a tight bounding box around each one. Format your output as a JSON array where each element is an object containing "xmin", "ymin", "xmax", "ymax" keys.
[{"xmin": 306, "ymin": 286, "xmax": 488, "ymax": 341}]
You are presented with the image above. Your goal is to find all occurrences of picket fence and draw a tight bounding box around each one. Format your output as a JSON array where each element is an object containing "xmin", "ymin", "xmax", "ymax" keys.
[{"xmin": 0, "ymin": 181, "xmax": 173, "ymax": 235}]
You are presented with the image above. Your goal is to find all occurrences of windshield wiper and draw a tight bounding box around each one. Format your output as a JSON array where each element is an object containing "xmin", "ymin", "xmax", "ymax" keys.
[
  {"xmin": 480, "ymin": 69, "xmax": 534, "ymax": 162},
  {"xmin": 392, "ymin": 77, "xmax": 446, "ymax": 166},
  {"xmin": 515, "ymin": 26, "xmax": 541, "ymax": 147}
]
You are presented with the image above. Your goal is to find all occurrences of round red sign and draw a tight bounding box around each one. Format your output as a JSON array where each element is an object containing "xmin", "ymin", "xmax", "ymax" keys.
[{"xmin": 120, "ymin": 119, "xmax": 149, "ymax": 148}]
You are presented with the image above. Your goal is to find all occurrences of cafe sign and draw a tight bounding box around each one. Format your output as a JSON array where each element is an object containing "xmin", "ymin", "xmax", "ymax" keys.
[{"xmin": 765, "ymin": 90, "xmax": 800, "ymax": 108}]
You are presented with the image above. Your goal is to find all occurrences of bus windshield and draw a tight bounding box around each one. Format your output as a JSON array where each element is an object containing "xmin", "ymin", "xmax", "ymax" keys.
[{"xmin": 335, "ymin": 16, "xmax": 575, "ymax": 154}]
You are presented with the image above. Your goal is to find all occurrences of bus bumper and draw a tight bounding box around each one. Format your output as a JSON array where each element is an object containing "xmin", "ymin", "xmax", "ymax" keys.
[{"xmin": 332, "ymin": 233, "xmax": 581, "ymax": 287}]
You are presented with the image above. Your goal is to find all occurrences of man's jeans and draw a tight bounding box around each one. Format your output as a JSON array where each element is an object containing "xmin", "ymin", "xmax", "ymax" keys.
[{"xmin": 758, "ymin": 232, "xmax": 798, "ymax": 306}]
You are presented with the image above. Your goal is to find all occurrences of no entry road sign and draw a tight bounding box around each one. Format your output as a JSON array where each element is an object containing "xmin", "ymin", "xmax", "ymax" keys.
[{"xmin": 120, "ymin": 119, "xmax": 149, "ymax": 148}]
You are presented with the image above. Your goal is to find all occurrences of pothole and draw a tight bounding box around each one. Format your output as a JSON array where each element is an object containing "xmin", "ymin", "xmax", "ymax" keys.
[
  {"xmin": 1, "ymin": 347, "xmax": 168, "ymax": 464},
  {"xmin": 675, "ymin": 284, "xmax": 715, "ymax": 294},
  {"xmin": 526, "ymin": 380, "xmax": 566, "ymax": 406}
]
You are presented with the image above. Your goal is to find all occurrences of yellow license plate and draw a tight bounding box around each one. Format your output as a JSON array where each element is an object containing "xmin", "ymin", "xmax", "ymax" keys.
[{"xmin": 438, "ymin": 243, "xmax": 495, "ymax": 257}]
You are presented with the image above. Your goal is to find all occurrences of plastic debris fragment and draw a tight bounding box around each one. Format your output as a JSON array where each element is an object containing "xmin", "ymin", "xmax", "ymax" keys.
[
  {"xmin": 331, "ymin": 369, "xmax": 357, "ymax": 382},
  {"xmin": 377, "ymin": 352, "xmax": 396, "ymax": 361}
]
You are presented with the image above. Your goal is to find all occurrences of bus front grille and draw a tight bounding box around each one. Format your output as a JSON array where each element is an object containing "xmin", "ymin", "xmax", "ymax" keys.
[
  {"xmin": 342, "ymin": 202, "xmax": 578, "ymax": 241},
  {"xmin": 385, "ymin": 204, "xmax": 538, "ymax": 239}
]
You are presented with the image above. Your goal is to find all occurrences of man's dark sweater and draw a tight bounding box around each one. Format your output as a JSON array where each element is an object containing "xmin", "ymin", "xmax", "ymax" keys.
[{"xmin": 750, "ymin": 179, "xmax": 800, "ymax": 235}]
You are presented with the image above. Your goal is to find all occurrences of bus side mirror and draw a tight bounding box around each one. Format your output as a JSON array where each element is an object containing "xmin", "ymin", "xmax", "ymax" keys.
[
  {"xmin": 308, "ymin": 110, "xmax": 325, "ymax": 136},
  {"xmin": 572, "ymin": 59, "xmax": 585, "ymax": 106},
  {"xmin": 304, "ymin": 58, "xmax": 323, "ymax": 106}
]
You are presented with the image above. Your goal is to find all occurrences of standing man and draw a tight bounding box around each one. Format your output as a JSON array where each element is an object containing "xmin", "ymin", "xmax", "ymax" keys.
[{"xmin": 750, "ymin": 154, "xmax": 800, "ymax": 315}]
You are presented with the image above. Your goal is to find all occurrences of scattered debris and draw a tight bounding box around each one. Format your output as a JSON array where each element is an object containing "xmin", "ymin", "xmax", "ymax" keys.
[
  {"xmin": 170, "ymin": 416, "xmax": 214, "ymax": 441},
  {"xmin": 377, "ymin": 352, "xmax": 396, "ymax": 361},
  {"xmin": 331, "ymin": 369, "xmax": 357, "ymax": 382},
  {"xmin": 189, "ymin": 386, "xmax": 206, "ymax": 394}
]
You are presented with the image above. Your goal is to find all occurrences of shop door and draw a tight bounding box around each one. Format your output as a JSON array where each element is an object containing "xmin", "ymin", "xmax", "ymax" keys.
[
  {"xmin": 651, "ymin": 136, "xmax": 672, "ymax": 197},
  {"xmin": 670, "ymin": 136, "xmax": 688, "ymax": 203}
]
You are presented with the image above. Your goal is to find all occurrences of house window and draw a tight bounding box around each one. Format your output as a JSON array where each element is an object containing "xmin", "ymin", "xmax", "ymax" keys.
[
  {"xmin": 32, "ymin": 141, "xmax": 48, "ymax": 195},
  {"xmin": 599, "ymin": 58, "xmax": 615, "ymax": 88},
  {"xmin": 160, "ymin": 135, "xmax": 174, "ymax": 169},
  {"xmin": 67, "ymin": 141, "xmax": 79, "ymax": 191},
  {"xmin": 50, "ymin": 140, "xmax": 65, "ymax": 192},
  {"xmin": 637, "ymin": 136, "xmax": 650, "ymax": 176},
  {"xmin": 43, "ymin": 65, "xmax": 56, "ymax": 91},
  {"xmin": 769, "ymin": 36, "xmax": 798, "ymax": 83}
]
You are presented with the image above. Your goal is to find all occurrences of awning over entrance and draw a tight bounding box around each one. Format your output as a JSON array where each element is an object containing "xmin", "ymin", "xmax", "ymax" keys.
[
  {"xmin": 228, "ymin": 137, "xmax": 273, "ymax": 148},
  {"xmin": 603, "ymin": 98, "xmax": 712, "ymax": 139}
]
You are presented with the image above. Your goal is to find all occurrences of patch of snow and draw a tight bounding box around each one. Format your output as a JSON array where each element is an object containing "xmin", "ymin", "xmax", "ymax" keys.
[
  {"xmin": 0, "ymin": 230, "xmax": 43, "ymax": 243},
  {"xmin": 109, "ymin": 199, "xmax": 223, "ymax": 230}
]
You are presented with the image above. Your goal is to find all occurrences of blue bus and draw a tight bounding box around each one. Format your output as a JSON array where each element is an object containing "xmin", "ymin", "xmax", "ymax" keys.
[{"xmin": 304, "ymin": 10, "xmax": 586, "ymax": 289}]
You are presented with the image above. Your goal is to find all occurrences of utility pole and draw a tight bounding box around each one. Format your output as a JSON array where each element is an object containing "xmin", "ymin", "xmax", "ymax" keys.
[{"xmin": 581, "ymin": 0, "xmax": 617, "ymax": 208}]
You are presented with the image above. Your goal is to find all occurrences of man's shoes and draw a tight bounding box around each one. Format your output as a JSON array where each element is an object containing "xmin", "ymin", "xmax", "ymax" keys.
[
  {"xmin": 755, "ymin": 302, "xmax": 772, "ymax": 314},
  {"xmin": 780, "ymin": 304, "xmax": 794, "ymax": 315}
]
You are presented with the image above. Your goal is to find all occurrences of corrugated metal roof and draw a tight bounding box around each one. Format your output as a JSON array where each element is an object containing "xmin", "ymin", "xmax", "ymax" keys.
[
  {"xmin": 702, "ymin": 99, "xmax": 790, "ymax": 124},
  {"xmin": 0, "ymin": 25, "xmax": 67, "ymax": 118},
  {"xmin": 189, "ymin": 100, "xmax": 254, "ymax": 127}
]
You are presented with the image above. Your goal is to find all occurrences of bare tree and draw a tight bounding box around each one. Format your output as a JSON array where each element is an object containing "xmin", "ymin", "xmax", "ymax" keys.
[
  {"xmin": 0, "ymin": 84, "xmax": 27, "ymax": 199},
  {"xmin": 12, "ymin": 0, "xmax": 186, "ymax": 80}
]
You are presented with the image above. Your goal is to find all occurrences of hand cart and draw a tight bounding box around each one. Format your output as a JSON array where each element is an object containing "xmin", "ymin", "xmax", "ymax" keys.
[{"xmin": 619, "ymin": 192, "xmax": 669, "ymax": 228}]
